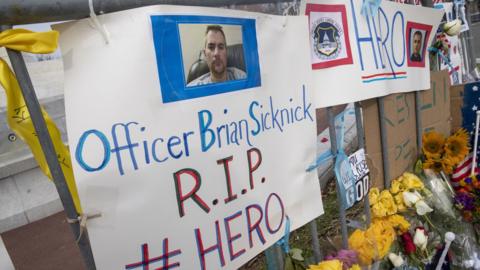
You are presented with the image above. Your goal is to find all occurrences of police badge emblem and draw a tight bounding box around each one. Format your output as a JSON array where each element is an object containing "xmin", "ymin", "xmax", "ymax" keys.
[
  {"xmin": 305, "ymin": 4, "xmax": 353, "ymax": 69},
  {"xmin": 312, "ymin": 19, "xmax": 343, "ymax": 60}
]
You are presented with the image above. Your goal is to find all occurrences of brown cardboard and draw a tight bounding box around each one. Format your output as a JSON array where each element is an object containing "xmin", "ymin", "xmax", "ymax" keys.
[
  {"xmin": 362, "ymin": 99, "xmax": 384, "ymax": 189},
  {"xmin": 450, "ymin": 83, "xmax": 466, "ymax": 132},
  {"xmin": 362, "ymin": 93, "xmax": 417, "ymax": 189},
  {"xmin": 383, "ymin": 93, "xmax": 418, "ymax": 181},
  {"xmin": 362, "ymin": 71, "xmax": 451, "ymax": 188},
  {"xmin": 418, "ymin": 70, "xmax": 451, "ymax": 137}
]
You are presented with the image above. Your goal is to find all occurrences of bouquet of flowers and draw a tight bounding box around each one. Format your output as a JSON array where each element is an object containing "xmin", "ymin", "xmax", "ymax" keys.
[{"xmin": 422, "ymin": 129, "xmax": 470, "ymax": 175}]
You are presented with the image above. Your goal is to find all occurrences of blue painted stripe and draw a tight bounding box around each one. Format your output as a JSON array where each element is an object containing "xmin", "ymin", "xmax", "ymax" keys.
[{"xmin": 362, "ymin": 76, "xmax": 408, "ymax": 83}]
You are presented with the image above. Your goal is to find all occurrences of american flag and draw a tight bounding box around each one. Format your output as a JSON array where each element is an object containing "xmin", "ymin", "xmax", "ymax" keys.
[
  {"xmin": 451, "ymin": 153, "xmax": 480, "ymax": 189},
  {"xmin": 461, "ymin": 82, "xmax": 480, "ymax": 145},
  {"xmin": 454, "ymin": 82, "xmax": 480, "ymax": 187}
]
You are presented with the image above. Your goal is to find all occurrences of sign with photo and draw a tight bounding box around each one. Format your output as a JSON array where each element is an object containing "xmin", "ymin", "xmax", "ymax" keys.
[
  {"xmin": 302, "ymin": 0, "xmax": 443, "ymax": 107},
  {"xmin": 56, "ymin": 6, "xmax": 323, "ymax": 270}
]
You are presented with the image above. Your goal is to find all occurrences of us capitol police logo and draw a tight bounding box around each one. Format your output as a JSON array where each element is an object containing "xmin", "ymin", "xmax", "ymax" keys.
[{"xmin": 311, "ymin": 17, "xmax": 343, "ymax": 60}]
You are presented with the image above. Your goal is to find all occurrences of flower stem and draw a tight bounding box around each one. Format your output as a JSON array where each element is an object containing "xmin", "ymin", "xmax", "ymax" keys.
[{"xmin": 423, "ymin": 215, "xmax": 438, "ymax": 232}]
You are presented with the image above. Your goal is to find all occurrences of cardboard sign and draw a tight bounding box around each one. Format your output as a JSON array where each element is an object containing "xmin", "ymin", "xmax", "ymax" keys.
[
  {"xmin": 418, "ymin": 70, "xmax": 451, "ymax": 136},
  {"xmin": 450, "ymin": 83, "xmax": 466, "ymax": 131},
  {"xmin": 57, "ymin": 6, "xmax": 323, "ymax": 270},
  {"xmin": 301, "ymin": 0, "xmax": 443, "ymax": 107},
  {"xmin": 362, "ymin": 92, "xmax": 418, "ymax": 189},
  {"xmin": 362, "ymin": 71, "xmax": 450, "ymax": 188}
]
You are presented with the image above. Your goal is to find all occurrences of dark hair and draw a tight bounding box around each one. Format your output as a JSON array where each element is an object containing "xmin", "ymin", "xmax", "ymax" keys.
[
  {"xmin": 205, "ymin": 25, "xmax": 226, "ymax": 45},
  {"xmin": 413, "ymin": 30, "xmax": 422, "ymax": 38}
]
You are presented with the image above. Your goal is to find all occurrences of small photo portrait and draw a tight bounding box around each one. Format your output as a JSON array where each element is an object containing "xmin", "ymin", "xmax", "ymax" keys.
[
  {"xmin": 406, "ymin": 22, "xmax": 432, "ymax": 68},
  {"xmin": 180, "ymin": 24, "xmax": 247, "ymax": 87},
  {"xmin": 410, "ymin": 29, "xmax": 425, "ymax": 62},
  {"xmin": 151, "ymin": 16, "xmax": 261, "ymax": 103}
]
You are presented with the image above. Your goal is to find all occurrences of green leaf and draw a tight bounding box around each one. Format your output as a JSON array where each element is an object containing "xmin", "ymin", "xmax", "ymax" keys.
[
  {"xmin": 414, "ymin": 159, "xmax": 423, "ymax": 175},
  {"xmin": 290, "ymin": 248, "xmax": 304, "ymax": 261}
]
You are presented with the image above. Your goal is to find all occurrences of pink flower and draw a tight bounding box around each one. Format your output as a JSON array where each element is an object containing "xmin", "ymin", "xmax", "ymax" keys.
[{"xmin": 325, "ymin": 249, "xmax": 358, "ymax": 269}]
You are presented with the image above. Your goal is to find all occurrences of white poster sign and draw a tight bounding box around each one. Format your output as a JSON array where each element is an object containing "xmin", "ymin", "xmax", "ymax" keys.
[
  {"xmin": 57, "ymin": 6, "xmax": 324, "ymax": 270},
  {"xmin": 301, "ymin": 0, "xmax": 443, "ymax": 107}
]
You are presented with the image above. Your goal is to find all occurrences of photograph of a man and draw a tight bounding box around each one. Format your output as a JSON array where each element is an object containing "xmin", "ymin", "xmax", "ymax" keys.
[
  {"xmin": 187, "ymin": 25, "xmax": 246, "ymax": 87},
  {"xmin": 410, "ymin": 30, "xmax": 423, "ymax": 62}
]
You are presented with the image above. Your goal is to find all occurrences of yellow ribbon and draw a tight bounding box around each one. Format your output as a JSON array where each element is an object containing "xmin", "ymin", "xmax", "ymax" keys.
[{"xmin": 0, "ymin": 29, "xmax": 82, "ymax": 214}]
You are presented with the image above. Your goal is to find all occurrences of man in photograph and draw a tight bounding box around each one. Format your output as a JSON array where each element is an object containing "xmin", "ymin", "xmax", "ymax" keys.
[
  {"xmin": 187, "ymin": 25, "xmax": 246, "ymax": 86},
  {"xmin": 410, "ymin": 30, "xmax": 423, "ymax": 62}
]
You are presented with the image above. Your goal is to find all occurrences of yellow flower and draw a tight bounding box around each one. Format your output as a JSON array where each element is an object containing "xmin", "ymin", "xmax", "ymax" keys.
[
  {"xmin": 422, "ymin": 131, "xmax": 445, "ymax": 158},
  {"xmin": 441, "ymin": 157, "xmax": 454, "ymax": 174},
  {"xmin": 348, "ymin": 265, "xmax": 361, "ymax": 270},
  {"xmin": 366, "ymin": 219, "xmax": 395, "ymax": 258},
  {"xmin": 307, "ymin": 259, "xmax": 343, "ymax": 270},
  {"xmin": 369, "ymin": 188, "xmax": 380, "ymax": 205},
  {"xmin": 390, "ymin": 178, "xmax": 404, "ymax": 194},
  {"xmin": 371, "ymin": 203, "xmax": 387, "ymax": 218},
  {"xmin": 401, "ymin": 172, "xmax": 424, "ymax": 190},
  {"xmin": 379, "ymin": 190, "xmax": 397, "ymax": 216},
  {"xmin": 370, "ymin": 189, "xmax": 397, "ymax": 218},
  {"xmin": 349, "ymin": 230, "xmax": 375, "ymax": 266},
  {"xmin": 386, "ymin": 214, "xmax": 410, "ymax": 233},
  {"xmin": 423, "ymin": 158, "xmax": 444, "ymax": 172},
  {"xmin": 444, "ymin": 131, "xmax": 469, "ymax": 165},
  {"xmin": 349, "ymin": 218, "xmax": 398, "ymax": 266},
  {"xmin": 454, "ymin": 128, "xmax": 470, "ymax": 142},
  {"xmin": 394, "ymin": 193, "xmax": 407, "ymax": 212}
]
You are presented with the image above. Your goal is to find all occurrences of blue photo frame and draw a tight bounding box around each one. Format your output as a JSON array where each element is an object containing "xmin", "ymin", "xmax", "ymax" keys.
[{"xmin": 151, "ymin": 15, "xmax": 261, "ymax": 103}]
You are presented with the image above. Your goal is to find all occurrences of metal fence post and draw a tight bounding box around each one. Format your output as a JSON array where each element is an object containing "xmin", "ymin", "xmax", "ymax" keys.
[
  {"xmin": 415, "ymin": 92, "xmax": 423, "ymax": 154},
  {"xmin": 327, "ymin": 107, "xmax": 349, "ymax": 249},
  {"xmin": 354, "ymin": 102, "xmax": 371, "ymax": 225},
  {"xmin": 377, "ymin": 98, "xmax": 391, "ymax": 188},
  {"xmin": 0, "ymin": 0, "xmax": 293, "ymax": 25},
  {"xmin": 464, "ymin": 5, "xmax": 477, "ymax": 74},
  {"xmin": 309, "ymin": 220, "xmax": 323, "ymax": 262},
  {"xmin": 1, "ymin": 25, "xmax": 96, "ymax": 270}
]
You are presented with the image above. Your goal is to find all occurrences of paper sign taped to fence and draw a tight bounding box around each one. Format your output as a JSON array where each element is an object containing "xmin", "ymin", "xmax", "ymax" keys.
[
  {"xmin": 301, "ymin": 0, "xmax": 443, "ymax": 107},
  {"xmin": 348, "ymin": 148, "xmax": 370, "ymax": 204},
  {"xmin": 56, "ymin": 6, "xmax": 323, "ymax": 270}
]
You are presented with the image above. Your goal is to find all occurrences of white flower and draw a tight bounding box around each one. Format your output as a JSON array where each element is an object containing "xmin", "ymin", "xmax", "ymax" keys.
[
  {"xmin": 415, "ymin": 200, "xmax": 434, "ymax": 215},
  {"xmin": 388, "ymin": 253, "xmax": 404, "ymax": 267},
  {"xmin": 402, "ymin": 191, "xmax": 420, "ymax": 207},
  {"xmin": 443, "ymin": 19, "xmax": 462, "ymax": 36},
  {"xmin": 413, "ymin": 228, "xmax": 428, "ymax": 250},
  {"xmin": 402, "ymin": 191, "xmax": 433, "ymax": 215}
]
